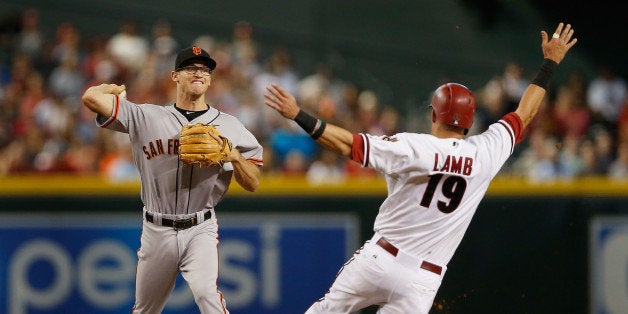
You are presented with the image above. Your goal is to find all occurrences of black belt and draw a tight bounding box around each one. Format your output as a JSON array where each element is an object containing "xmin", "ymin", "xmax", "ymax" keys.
[
  {"xmin": 376, "ymin": 237, "xmax": 443, "ymax": 275},
  {"xmin": 145, "ymin": 211, "xmax": 211, "ymax": 230}
]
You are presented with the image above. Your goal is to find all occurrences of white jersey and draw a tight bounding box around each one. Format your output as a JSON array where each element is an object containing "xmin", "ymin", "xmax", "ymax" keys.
[
  {"xmin": 96, "ymin": 96, "xmax": 263, "ymax": 216},
  {"xmin": 351, "ymin": 113, "xmax": 523, "ymax": 266}
]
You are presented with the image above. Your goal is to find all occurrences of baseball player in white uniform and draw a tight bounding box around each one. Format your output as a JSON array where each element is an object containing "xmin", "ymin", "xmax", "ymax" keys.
[
  {"xmin": 82, "ymin": 46, "xmax": 263, "ymax": 313},
  {"xmin": 264, "ymin": 22, "xmax": 576, "ymax": 313}
]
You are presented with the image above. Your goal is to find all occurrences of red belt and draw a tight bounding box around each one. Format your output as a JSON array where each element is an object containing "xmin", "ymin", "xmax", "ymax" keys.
[{"xmin": 376, "ymin": 238, "xmax": 442, "ymax": 275}]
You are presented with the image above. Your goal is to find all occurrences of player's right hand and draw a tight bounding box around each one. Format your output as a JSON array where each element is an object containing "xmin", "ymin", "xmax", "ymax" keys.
[
  {"xmin": 541, "ymin": 22, "xmax": 577, "ymax": 64},
  {"xmin": 264, "ymin": 83, "xmax": 301, "ymax": 120}
]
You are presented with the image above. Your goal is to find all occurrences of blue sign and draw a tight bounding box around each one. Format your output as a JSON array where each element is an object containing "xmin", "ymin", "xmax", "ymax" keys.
[
  {"xmin": 590, "ymin": 215, "xmax": 628, "ymax": 314},
  {"xmin": 0, "ymin": 213, "xmax": 358, "ymax": 314}
]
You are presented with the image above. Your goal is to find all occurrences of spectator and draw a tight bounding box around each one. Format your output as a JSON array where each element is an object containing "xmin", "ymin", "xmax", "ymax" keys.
[
  {"xmin": 5, "ymin": 52, "xmax": 32, "ymax": 97},
  {"xmin": 31, "ymin": 95, "xmax": 73, "ymax": 172},
  {"xmin": 230, "ymin": 21, "xmax": 257, "ymax": 70},
  {"xmin": 0, "ymin": 140, "xmax": 26, "ymax": 175},
  {"xmin": 528, "ymin": 135, "xmax": 560, "ymax": 182},
  {"xmin": 205, "ymin": 67, "xmax": 239, "ymax": 114},
  {"xmin": 126, "ymin": 58, "xmax": 163, "ymax": 105},
  {"xmin": 475, "ymin": 75, "xmax": 507, "ymax": 132},
  {"xmin": 608, "ymin": 141, "xmax": 628, "ymax": 179},
  {"xmin": 106, "ymin": 19, "xmax": 149, "ymax": 77},
  {"xmin": 579, "ymin": 139, "xmax": 598, "ymax": 176},
  {"xmin": 616, "ymin": 98, "xmax": 628, "ymax": 144},
  {"xmin": 48, "ymin": 51, "xmax": 85, "ymax": 103},
  {"xmin": 283, "ymin": 150, "xmax": 309, "ymax": 176},
  {"xmin": 590, "ymin": 126, "xmax": 614, "ymax": 174},
  {"xmin": 33, "ymin": 95, "xmax": 72, "ymax": 138},
  {"xmin": 565, "ymin": 69, "xmax": 588, "ymax": 107},
  {"xmin": 510, "ymin": 129, "xmax": 559, "ymax": 181},
  {"xmin": 2, "ymin": 8, "xmax": 628, "ymax": 184},
  {"xmin": 378, "ymin": 106, "xmax": 402, "ymax": 135},
  {"xmin": 557, "ymin": 134, "xmax": 584, "ymax": 178},
  {"xmin": 99, "ymin": 132, "xmax": 139, "ymax": 181},
  {"xmin": 299, "ymin": 64, "xmax": 344, "ymax": 107},
  {"xmin": 253, "ymin": 46, "xmax": 300, "ymax": 102},
  {"xmin": 59, "ymin": 140, "xmax": 100, "ymax": 174},
  {"xmin": 205, "ymin": 41, "xmax": 233, "ymax": 79},
  {"xmin": 82, "ymin": 37, "xmax": 122, "ymax": 99},
  {"xmin": 552, "ymin": 85, "xmax": 591, "ymax": 140},
  {"xmin": 150, "ymin": 19, "xmax": 178, "ymax": 79},
  {"xmin": 14, "ymin": 9, "xmax": 44, "ymax": 66},
  {"xmin": 356, "ymin": 89, "xmax": 382, "ymax": 134},
  {"xmin": 15, "ymin": 122, "xmax": 46, "ymax": 173},
  {"xmin": 587, "ymin": 65, "xmax": 627, "ymax": 128},
  {"xmin": 252, "ymin": 46, "xmax": 300, "ymax": 138},
  {"xmin": 232, "ymin": 89, "xmax": 264, "ymax": 139},
  {"xmin": 334, "ymin": 82, "xmax": 363, "ymax": 132},
  {"xmin": 307, "ymin": 149, "xmax": 346, "ymax": 185},
  {"xmin": 50, "ymin": 22, "xmax": 81, "ymax": 68},
  {"xmin": 81, "ymin": 34, "xmax": 122, "ymax": 84},
  {"xmin": 17, "ymin": 72, "xmax": 46, "ymax": 128},
  {"xmin": 74, "ymin": 101, "xmax": 99, "ymax": 144},
  {"xmin": 501, "ymin": 61, "xmax": 530, "ymax": 113},
  {"xmin": 268, "ymin": 119, "xmax": 317, "ymax": 173}
]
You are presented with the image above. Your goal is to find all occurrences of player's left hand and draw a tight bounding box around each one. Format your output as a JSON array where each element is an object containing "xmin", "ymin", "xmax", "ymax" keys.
[
  {"xmin": 179, "ymin": 123, "xmax": 233, "ymax": 166},
  {"xmin": 264, "ymin": 83, "xmax": 300, "ymax": 119},
  {"xmin": 541, "ymin": 22, "xmax": 577, "ymax": 64}
]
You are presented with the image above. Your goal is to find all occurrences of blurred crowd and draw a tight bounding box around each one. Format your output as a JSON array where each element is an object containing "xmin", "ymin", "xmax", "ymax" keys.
[
  {"xmin": 474, "ymin": 60, "xmax": 628, "ymax": 182},
  {"xmin": 0, "ymin": 9, "xmax": 627, "ymax": 183}
]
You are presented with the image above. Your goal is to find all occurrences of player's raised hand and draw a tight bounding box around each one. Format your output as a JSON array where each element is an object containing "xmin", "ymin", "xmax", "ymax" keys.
[
  {"xmin": 82, "ymin": 83, "xmax": 127, "ymax": 117},
  {"xmin": 264, "ymin": 83, "xmax": 300, "ymax": 120},
  {"xmin": 541, "ymin": 22, "xmax": 577, "ymax": 64}
]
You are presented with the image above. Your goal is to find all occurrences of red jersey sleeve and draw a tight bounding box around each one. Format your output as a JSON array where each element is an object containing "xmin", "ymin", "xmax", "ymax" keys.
[
  {"xmin": 499, "ymin": 112, "xmax": 525, "ymax": 145},
  {"xmin": 350, "ymin": 133, "xmax": 368, "ymax": 166}
]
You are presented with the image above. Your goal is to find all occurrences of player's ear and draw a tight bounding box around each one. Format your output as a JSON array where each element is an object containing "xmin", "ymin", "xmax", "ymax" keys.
[{"xmin": 171, "ymin": 71, "xmax": 178, "ymax": 82}]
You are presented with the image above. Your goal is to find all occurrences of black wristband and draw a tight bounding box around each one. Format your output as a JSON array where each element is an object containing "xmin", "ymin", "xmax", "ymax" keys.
[
  {"xmin": 531, "ymin": 58, "xmax": 558, "ymax": 90},
  {"xmin": 311, "ymin": 120, "xmax": 327, "ymax": 140},
  {"xmin": 294, "ymin": 109, "xmax": 327, "ymax": 140}
]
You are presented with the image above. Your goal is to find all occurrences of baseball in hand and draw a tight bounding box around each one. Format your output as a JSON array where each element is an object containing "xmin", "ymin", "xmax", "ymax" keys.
[{"xmin": 119, "ymin": 90, "xmax": 127, "ymax": 99}]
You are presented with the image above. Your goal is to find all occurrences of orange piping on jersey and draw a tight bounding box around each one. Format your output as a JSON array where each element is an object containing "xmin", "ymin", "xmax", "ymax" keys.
[
  {"xmin": 101, "ymin": 94, "xmax": 120, "ymax": 128},
  {"xmin": 215, "ymin": 239, "xmax": 229, "ymax": 314},
  {"xmin": 131, "ymin": 221, "xmax": 146, "ymax": 312},
  {"xmin": 246, "ymin": 158, "xmax": 263, "ymax": 166}
]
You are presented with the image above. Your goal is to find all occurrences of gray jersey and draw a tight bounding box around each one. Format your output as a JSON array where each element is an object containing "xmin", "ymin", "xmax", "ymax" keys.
[{"xmin": 96, "ymin": 97, "xmax": 263, "ymax": 215}]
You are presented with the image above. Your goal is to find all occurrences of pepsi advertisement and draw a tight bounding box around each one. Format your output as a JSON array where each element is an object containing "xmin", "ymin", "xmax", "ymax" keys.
[{"xmin": 0, "ymin": 213, "xmax": 358, "ymax": 314}]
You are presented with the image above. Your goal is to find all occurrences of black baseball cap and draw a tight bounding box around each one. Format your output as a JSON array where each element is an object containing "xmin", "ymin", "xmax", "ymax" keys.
[{"xmin": 175, "ymin": 46, "xmax": 217, "ymax": 71}]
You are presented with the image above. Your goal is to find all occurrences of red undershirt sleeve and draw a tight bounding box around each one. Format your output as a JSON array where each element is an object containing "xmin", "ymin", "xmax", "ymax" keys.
[
  {"xmin": 350, "ymin": 133, "xmax": 366, "ymax": 166},
  {"xmin": 501, "ymin": 112, "xmax": 525, "ymax": 145}
]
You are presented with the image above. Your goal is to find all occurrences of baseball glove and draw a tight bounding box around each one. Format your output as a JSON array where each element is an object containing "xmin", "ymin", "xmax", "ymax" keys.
[{"xmin": 179, "ymin": 123, "xmax": 232, "ymax": 166}]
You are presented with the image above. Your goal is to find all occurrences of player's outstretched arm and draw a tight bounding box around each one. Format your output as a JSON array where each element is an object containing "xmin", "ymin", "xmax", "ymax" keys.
[
  {"xmin": 82, "ymin": 83, "xmax": 126, "ymax": 117},
  {"xmin": 264, "ymin": 83, "xmax": 354, "ymax": 158},
  {"xmin": 515, "ymin": 22, "xmax": 577, "ymax": 128}
]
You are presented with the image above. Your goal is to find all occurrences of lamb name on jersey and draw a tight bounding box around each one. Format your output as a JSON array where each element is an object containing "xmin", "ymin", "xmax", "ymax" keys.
[{"xmin": 432, "ymin": 153, "xmax": 473, "ymax": 176}]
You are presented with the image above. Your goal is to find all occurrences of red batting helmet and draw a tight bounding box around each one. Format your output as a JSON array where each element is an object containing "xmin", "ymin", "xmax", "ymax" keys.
[{"xmin": 431, "ymin": 83, "xmax": 476, "ymax": 130}]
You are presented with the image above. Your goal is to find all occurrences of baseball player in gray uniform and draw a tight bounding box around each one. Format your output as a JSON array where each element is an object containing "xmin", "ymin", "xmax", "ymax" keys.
[
  {"xmin": 82, "ymin": 46, "xmax": 263, "ymax": 313},
  {"xmin": 264, "ymin": 23, "xmax": 576, "ymax": 313}
]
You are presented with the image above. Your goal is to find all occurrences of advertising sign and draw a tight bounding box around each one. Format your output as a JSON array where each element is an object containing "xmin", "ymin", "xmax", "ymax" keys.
[
  {"xmin": 590, "ymin": 215, "xmax": 628, "ymax": 314},
  {"xmin": 0, "ymin": 213, "xmax": 358, "ymax": 314}
]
